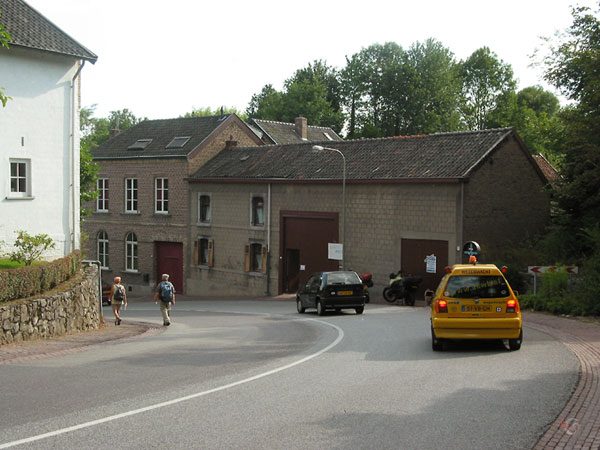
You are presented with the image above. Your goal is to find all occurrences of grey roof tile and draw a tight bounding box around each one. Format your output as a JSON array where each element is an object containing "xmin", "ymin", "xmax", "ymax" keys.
[
  {"xmin": 0, "ymin": 0, "xmax": 97, "ymax": 62},
  {"xmin": 190, "ymin": 128, "xmax": 516, "ymax": 181},
  {"xmin": 249, "ymin": 119, "xmax": 342, "ymax": 144},
  {"xmin": 92, "ymin": 115, "xmax": 234, "ymax": 159}
]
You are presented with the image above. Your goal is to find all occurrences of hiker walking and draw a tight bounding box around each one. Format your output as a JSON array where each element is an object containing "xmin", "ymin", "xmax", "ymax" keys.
[
  {"xmin": 154, "ymin": 273, "xmax": 176, "ymax": 326},
  {"xmin": 109, "ymin": 276, "xmax": 127, "ymax": 325}
]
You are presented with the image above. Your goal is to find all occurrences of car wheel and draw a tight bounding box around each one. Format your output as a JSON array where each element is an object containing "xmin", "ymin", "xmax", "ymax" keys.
[
  {"xmin": 296, "ymin": 298, "xmax": 305, "ymax": 314},
  {"xmin": 317, "ymin": 300, "xmax": 326, "ymax": 316},
  {"xmin": 508, "ymin": 330, "xmax": 522, "ymax": 351},
  {"xmin": 355, "ymin": 306, "xmax": 364, "ymax": 314},
  {"xmin": 431, "ymin": 326, "xmax": 443, "ymax": 351},
  {"xmin": 383, "ymin": 287, "xmax": 397, "ymax": 303}
]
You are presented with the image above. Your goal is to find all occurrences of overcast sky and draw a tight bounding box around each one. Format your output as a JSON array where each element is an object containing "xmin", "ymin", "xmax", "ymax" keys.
[{"xmin": 24, "ymin": 0, "xmax": 597, "ymax": 121}]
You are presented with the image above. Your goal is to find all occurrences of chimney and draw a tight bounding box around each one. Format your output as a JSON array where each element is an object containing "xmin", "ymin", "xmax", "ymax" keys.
[
  {"xmin": 295, "ymin": 116, "xmax": 308, "ymax": 140},
  {"xmin": 109, "ymin": 126, "xmax": 121, "ymax": 138}
]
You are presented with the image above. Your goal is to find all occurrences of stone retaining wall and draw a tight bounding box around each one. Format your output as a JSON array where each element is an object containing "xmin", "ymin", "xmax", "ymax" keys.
[{"xmin": 0, "ymin": 265, "xmax": 101, "ymax": 345}]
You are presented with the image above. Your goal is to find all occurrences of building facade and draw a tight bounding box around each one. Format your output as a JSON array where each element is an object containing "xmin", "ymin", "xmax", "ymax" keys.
[
  {"xmin": 187, "ymin": 129, "xmax": 551, "ymax": 299},
  {"xmin": 0, "ymin": 0, "xmax": 97, "ymax": 259},
  {"xmin": 82, "ymin": 114, "xmax": 263, "ymax": 295}
]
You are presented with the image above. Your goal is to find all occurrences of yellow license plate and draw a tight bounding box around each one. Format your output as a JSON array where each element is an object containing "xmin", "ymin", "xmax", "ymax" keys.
[
  {"xmin": 463, "ymin": 305, "xmax": 491, "ymax": 312},
  {"xmin": 338, "ymin": 291, "xmax": 353, "ymax": 296}
]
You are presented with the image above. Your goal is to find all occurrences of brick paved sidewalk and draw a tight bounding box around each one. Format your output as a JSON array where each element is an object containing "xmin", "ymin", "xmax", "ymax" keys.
[
  {"xmin": 0, "ymin": 321, "xmax": 162, "ymax": 364},
  {"xmin": 524, "ymin": 311, "xmax": 600, "ymax": 449}
]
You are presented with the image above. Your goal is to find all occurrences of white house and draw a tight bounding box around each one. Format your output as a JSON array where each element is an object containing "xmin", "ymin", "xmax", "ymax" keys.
[{"xmin": 0, "ymin": 0, "xmax": 97, "ymax": 260}]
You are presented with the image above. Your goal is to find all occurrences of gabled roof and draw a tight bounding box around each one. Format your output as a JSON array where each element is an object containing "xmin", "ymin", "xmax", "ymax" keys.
[
  {"xmin": 0, "ymin": 0, "xmax": 97, "ymax": 63},
  {"xmin": 248, "ymin": 119, "xmax": 342, "ymax": 144},
  {"xmin": 92, "ymin": 115, "xmax": 255, "ymax": 160},
  {"xmin": 189, "ymin": 128, "xmax": 540, "ymax": 183},
  {"xmin": 533, "ymin": 154, "xmax": 561, "ymax": 188}
]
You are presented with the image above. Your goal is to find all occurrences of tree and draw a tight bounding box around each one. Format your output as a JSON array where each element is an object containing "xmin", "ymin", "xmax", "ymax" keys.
[
  {"xmin": 543, "ymin": 5, "xmax": 600, "ymax": 232},
  {"xmin": 458, "ymin": 47, "xmax": 517, "ymax": 129},
  {"xmin": 0, "ymin": 8, "xmax": 12, "ymax": 107},
  {"xmin": 246, "ymin": 61, "xmax": 344, "ymax": 133},
  {"xmin": 182, "ymin": 106, "xmax": 245, "ymax": 120},
  {"xmin": 9, "ymin": 231, "xmax": 55, "ymax": 266},
  {"xmin": 487, "ymin": 85, "xmax": 564, "ymax": 163}
]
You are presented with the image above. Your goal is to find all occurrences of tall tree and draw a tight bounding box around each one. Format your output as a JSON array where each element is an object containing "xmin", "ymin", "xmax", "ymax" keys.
[
  {"xmin": 542, "ymin": 4, "xmax": 600, "ymax": 256},
  {"xmin": 458, "ymin": 47, "xmax": 517, "ymax": 129},
  {"xmin": 182, "ymin": 106, "xmax": 245, "ymax": 119}
]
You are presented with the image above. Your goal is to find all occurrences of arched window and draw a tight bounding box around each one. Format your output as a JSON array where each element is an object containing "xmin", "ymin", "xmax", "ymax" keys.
[
  {"xmin": 97, "ymin": 231, "xmax": 109, "ymax": 268},
  {"xmin": 125, "ymin": 232, "xmax": 138, "ymax": 271}
]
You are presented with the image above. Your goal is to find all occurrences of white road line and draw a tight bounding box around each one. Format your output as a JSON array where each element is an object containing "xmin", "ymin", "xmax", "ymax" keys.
[{"xmin": 0, "ymin": 317, "xmax": 343, "ymax": 449}]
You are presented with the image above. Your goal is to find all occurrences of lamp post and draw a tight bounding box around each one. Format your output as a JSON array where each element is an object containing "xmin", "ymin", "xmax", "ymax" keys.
[{"xmin": 312, "ymin": 145, "xmax": 346, "ymax": 270}]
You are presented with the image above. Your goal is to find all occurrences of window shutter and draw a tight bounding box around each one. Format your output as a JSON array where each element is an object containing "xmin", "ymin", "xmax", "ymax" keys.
[
  {"xmin": 208, "ymin": 239, "xmax": 214, "ymax": 267},
  {"xmin": 261, "ymin": 246, "xmax": 268, "ymax": 273},
  {"xmin": 193, "ymin": 240, "xmax": 199, "ymax": 265},
  {"xmin": 244, "ymin": 244, "xmax": 250, "ymax": 272}
]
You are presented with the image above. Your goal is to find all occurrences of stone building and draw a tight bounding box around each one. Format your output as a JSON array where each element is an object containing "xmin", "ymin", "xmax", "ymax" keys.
[
  {"xmin": 82, "ymin": 114, "xmax": 263, "ymax": 295},
  {"xmin": 186, "ymin": 128, "xmax": 551, "ymax": 298}
]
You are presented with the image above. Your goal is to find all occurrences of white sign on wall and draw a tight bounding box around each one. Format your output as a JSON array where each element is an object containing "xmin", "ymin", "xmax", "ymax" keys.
[
  {"xmin": 425, "ymin": 254, "xmax": 437, "ymax": 273},
  {"xmin": 328, "ymin": 243, "xmax": 343, "ymax": 260}
]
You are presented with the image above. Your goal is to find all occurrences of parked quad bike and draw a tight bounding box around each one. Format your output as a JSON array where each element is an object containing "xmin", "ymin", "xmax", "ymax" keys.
[{"xmin": 382, "ymin": 271, "xmax": 422, "ymax": 306}]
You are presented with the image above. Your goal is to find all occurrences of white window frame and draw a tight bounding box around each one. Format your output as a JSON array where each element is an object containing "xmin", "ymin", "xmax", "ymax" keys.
[
  {"xmin": 250, "ymin": 194, "xmax": 265, "ymax": 227},
  {"xmin": 155, "ymin": 178, "xmax": 169, "ymax": 214},
  {"xmin": 98, "ymin": 231, "xmax": 109, "ymax": 269},
  {"xmin": 198, "ymin": 193, "xmax": 211, "ymax": 225},
  {"xmin": 125, "ymin": 178, "xmax": 138, "ymax": 213},
  {"xmin": 96, "ymin": 178, "xmax": 109, "ymax": 212},
  {"xmin": 8, "ymin": 159, "xmax": 31, "ymax": 198},
  {"xmin": 125, "ymin": 232, "xmax": 139, "ymax": 272}
]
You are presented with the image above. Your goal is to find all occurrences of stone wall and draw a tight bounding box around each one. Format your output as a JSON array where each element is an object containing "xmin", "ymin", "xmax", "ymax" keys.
[{"xmin": 0, "ymin": 265, "xmax": 101, "ymax": 345}]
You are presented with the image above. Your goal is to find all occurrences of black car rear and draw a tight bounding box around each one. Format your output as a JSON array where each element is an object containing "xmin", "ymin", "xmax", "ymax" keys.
[{"xmin": 297, "ymin": 271, "xmax": 367, "ymax": 315}]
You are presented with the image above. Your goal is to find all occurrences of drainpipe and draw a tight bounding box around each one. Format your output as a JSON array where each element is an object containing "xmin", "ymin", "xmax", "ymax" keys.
[
  {"xmin": 265, "ymin": 183, "xmax": 272, "ymax": 296},
  {"xmin": 70, "ymin": 61, "xmax": 85, "ymax": 253},
  {"xmin": 82, "ymin": 260, "xmax": 103, "ymax": 317}
]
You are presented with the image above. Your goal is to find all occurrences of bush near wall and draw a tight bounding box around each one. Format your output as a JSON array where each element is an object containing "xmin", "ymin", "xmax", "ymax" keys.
[{"xmin": 0, "ymin": 251, "xmax": 81, "ymax": 303}]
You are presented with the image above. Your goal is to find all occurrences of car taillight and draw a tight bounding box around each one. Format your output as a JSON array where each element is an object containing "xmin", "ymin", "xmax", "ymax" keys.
[
  {"xmin": 436, "ymin": 299, "xmax": 448, "ymax": 313},
  {"xmin": 506, "ymin": 299, "xmax": 518, "ymax": 313}
]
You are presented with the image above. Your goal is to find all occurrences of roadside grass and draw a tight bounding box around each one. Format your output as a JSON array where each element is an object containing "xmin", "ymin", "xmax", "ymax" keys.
[{"xmin": 0, "ymin": 258, "xmax": 25, "ymax": 270}]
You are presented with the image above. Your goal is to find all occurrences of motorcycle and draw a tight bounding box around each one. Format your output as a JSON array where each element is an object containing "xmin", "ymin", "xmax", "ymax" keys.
[
  {"xmin": 382, "ymin": 271, "xmax": 422, "ymax": 306},
  {"xmin": 359, "ymin": 273, "xmax": 373, "ymax": 304}
]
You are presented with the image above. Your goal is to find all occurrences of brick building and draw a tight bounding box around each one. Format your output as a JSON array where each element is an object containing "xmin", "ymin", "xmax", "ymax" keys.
[
  {"xmin": 186, "ymin": 128, "xmax": 551, "ymax": 299},
  {"xmin": 82, "ymin": 114, "xmax": 263, "ymax": 295}
]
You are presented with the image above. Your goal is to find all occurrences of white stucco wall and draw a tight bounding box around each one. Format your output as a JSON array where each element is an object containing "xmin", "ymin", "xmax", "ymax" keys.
[{"xmin": 0, "ymin": 46, "xmax": 81, "ymax": 260}]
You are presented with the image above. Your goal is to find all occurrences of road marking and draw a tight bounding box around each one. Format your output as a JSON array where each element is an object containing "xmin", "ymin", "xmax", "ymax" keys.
[{"xmin": 0, "ymin": 317, "xmax": 343, "ymax": 449}]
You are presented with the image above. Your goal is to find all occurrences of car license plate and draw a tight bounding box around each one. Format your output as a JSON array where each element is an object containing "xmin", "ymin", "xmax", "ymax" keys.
[
  {"xmin": 338, "ymin": 291, "xmax": 353, "ymax": 296},
  {"xmin": 463, "ymin": 305, "xmax": 491, "ymax": 312}
]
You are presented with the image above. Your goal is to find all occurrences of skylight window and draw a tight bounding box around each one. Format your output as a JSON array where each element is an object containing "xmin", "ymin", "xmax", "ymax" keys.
[
  {"xmin": 166, "ymin": 136, "xmax": 191, "ymax": 149},
  {"xmin": 323, "ymin": 132, "xmax": 333, "ymax": 141},
  {"xmin": 128, "ymin": 139, "xmax": 152, "ymax": 150}
]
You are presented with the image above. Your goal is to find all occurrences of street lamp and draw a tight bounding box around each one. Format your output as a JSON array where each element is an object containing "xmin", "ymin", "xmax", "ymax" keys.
[{"xmin": 312, "ymin": 145, "xmax": 346, "ymax": 270}]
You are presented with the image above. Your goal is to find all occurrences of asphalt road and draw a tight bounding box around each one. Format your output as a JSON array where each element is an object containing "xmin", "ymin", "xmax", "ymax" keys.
[{"xmin": 0, "ymin": 300, "xmax": 579, "ymax": 449}]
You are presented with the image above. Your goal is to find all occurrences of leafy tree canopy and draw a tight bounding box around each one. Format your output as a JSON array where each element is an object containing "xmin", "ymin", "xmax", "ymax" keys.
[{"xmin": 182, "ymin": 106, "xmax": 246, "ymax": 120}]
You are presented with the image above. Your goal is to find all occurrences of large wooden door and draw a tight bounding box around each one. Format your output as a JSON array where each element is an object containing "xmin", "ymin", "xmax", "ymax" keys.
[
  {"xmin": 280, "ymin": 211, "xmax": 339, "ymax": 294},
  {"xmin": 155, "ymin": 242, "xmax": 183, "ymax": 293},
  {"xmin": 401, "ymin": 239, "xmax": 448, "ymax": 300}
]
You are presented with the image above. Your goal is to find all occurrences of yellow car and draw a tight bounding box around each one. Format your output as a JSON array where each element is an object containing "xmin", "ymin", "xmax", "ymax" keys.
[{"xmin": 430, "ymin": 263, "xmax": 522, "ymax": 351}]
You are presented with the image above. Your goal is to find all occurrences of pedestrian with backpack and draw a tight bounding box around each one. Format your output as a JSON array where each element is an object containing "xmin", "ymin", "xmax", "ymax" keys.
[
  {"xmin": 154, "ymin": 273, "xmax": 176, "ymax": 326},
  {"xmin": 109, "ymin": 276, "xmax": 127, "ymax": 325}
]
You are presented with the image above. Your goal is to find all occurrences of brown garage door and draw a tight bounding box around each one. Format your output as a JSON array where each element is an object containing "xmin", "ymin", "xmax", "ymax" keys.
[
  {"xmin": 280, "ymin": 211, "xmax": 339, "ymax": 294},
  {"xmin": 401, "ymin": 239, "xmax": 448, "ymax": 300}
]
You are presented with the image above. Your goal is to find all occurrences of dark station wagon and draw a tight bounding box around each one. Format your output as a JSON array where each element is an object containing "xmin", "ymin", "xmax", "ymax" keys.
[{"xmin": 296, "ymin": 271, "xmax": 367, "ymax": 315}]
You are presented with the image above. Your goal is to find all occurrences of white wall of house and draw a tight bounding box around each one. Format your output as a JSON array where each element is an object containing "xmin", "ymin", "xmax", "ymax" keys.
[{"xmin": 0, "ymin": 47, "xmax": 81, "ymax": 260}]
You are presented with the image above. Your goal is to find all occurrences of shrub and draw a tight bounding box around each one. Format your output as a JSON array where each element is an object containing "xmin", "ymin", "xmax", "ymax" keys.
[{"xmin": 9, "ymin": 231, "xmax": 55, "ymax": 266}]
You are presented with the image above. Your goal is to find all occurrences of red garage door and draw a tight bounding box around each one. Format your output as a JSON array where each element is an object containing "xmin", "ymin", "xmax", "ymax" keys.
[{"xmin": 155, "ymin": 242, "xmax": 183, "ymax": 293}]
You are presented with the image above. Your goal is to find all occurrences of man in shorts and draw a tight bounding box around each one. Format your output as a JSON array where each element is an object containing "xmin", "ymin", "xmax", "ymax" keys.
[{"xmin": 154, "ymin": 273, "xmax": 176, "ymax": 326}]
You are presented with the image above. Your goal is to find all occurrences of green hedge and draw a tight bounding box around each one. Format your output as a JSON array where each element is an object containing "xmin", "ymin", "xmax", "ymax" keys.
[{"xmin": 0, "ymin": 251, "xmax": 81, "ymax": 303}]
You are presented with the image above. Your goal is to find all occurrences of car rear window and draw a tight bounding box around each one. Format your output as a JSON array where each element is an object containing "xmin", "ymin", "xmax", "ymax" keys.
[
  {"xmin": 326, "ymin": 272, "xmax": 361, "ymax": 285},
  {"xmin": 445, "ymin": 275, "xmax": 510, "ymax": 299}
]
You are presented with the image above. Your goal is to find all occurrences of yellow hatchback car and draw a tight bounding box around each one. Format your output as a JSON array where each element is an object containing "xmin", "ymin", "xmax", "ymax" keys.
[{"xmin": 430, "ymin": 263, "xmax": 522, "ymax": 351}]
